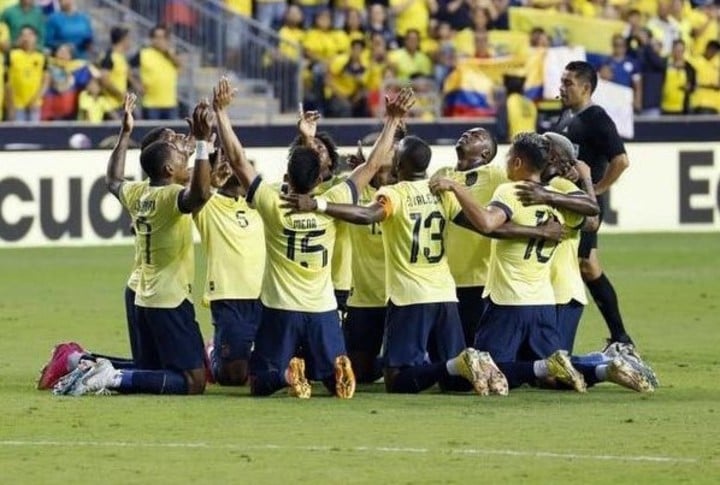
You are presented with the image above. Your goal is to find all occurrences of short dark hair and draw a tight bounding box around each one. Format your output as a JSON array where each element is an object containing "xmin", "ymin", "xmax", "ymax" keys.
[
  {"xmin": 565, "ymin": 60, "xmax": 598, "ymax": 93},
  {"xmin": 150, "ymin": 25, "xmax": 167, "ymax": 38},
  {"xmin": 511, "ymin": 132, "xmax": 548, "ymax": 172},
  {"xmin": 287, "ymin": 146, "xmax": 321, "ymax": 194},
  {"xmin": 139, "ymin": 141, "xmax": 174, "ymax": 179},
  {"xmin": 289, "ymin": 131, "xmax": 339, "ymax": 173},
  {"xmin": 398, "ymin": 135, "xmax": 432, "ymax": 172},
  {"xmin": 503, "ymin": 74, "xmax": 525, "ymax": 94},
  {"xmin": 350, "ymin": 38, "xmax": 366, "ymax": 50},
  {"xmin": 141, "ymin": 127, "xmax": 172, "ymax": 151},
  {"xmin": 111, "ymin": 26, "xmax": 130, "ymax": 45}
]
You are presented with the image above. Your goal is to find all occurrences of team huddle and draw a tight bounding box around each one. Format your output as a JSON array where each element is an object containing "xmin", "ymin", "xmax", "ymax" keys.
[{"xmin": 38, "ymin": 62, "xmax": 658, "ymax": 400}]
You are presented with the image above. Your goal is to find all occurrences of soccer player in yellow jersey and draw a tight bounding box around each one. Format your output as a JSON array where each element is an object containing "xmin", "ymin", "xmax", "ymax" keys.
[
  {"xmin": 55, "ymin": 100, "xmax": 216, "ymax": 397},
  {"xmin": 214, "ymin": 78, "xmax": 413, "ymax": 399},
  {"xmin": 431, "ymin": 133, "xmax": 655, "ymax": 393},
  {"xmin": 284, "ymin": 134, "xmax": 510, "ymax": 396},
  {"xmin": 194, "ymin": 155, "xmax": 265, "ymax": 386},
  {"xmin": 432, "ymin": 128, "xmax": 505, "ymax": 346}
]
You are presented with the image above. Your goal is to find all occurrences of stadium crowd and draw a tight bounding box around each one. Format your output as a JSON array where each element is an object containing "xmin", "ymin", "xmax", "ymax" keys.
[
  {"xmin": 1, "ymin": 0, "xmax": 720, "ymax": 127},
  {"xmin": 36, "ymin": 70, "xmax": 659, "ymax": 399}
]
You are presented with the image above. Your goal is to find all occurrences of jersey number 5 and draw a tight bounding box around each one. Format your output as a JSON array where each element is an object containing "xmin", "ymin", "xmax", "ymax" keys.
[
  {"xmin": 409, "ymin": 211, "xmax": 445, "ymax": 264},
  {"xmin": 283, "ymin": 229, "xmax": 328, "ymax": 268}
]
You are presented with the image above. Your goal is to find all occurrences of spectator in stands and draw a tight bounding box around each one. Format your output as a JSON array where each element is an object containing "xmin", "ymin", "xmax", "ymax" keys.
[
  {"xmin": 367, "ymin": 3, "xmax": 397, "ymax": 49},
  {"xmin": 77, "ymin": 77, "xmax": 115, "ymax": 122},
  {"xmin": 661, "ymin": 39, "xmax": 696, "ymax": 114},
  {"xmin": 46, "ymin": 0, "xmax": 94, "ymax": 59},
  {"xmin": 325, "ymin": 38, "xmax": 369, "ymax": 116},
  {"xmin": 472, "ymin": 29, "xmax": 496, "ymax": 58},
  {"xmin": 99, "ymin": 26, "xmax": 138, "ymax": 118},
  {"xmin": 270, "ymin": 5, "xmax": 304, "ymax": 111},
  {"xmin": 364, "ymin": 31, "xmax": 390, "ymax": 115},
  {"xmin": 629, "ymin": 27, "xmax": 666, "ymax": 116},
  {"xmin": 130, "ymin": 25, "xmax": 182, "ymax": 120},
  {"xmin": 689, "ymin": 39, "xmax": 720, "ymax": 114},
  {"xmin": 162, "ymin": 0, "xmax": 197, "ymax": 43},
  {"xmin": 429, "ymin": 21, "xmax": 457, "ymax": 85},
  {"xmin": 434, "ymin": 0, "xmax": 474, "ymax": 31},
  {"xmin": 42, "ymin": 43, "xmax": 84, "ymax": 120},
  {"xmin": 454, "ymin": 6, "xmax": 492, "ymax": 57},
  {"xmin": 297, "ymin": 0, "xmax": 331, "ymax": 28},
  {"xmin": 390, "ymin": 0, "xmax": 436, "ymax": 40},
  {"xmin": 254, "ymin": 0, "xmax": 285, "ymax": 30},
  {"xmin": 388, "ymin": 29, "xmax": 433, "ymax": 81},
  {"xmin": 499, "ymin": 72, "xmax": 537, "ymax": 141},
  {"xmin": 529, "ymin": 26, "xmax": 550, "ymax": 48},
  {"xmin": 302, "ymin": 8, "xmax": 339, "ymax": 112},
  {"xmin": 602, "ymin": 33, "xmax": 642, "ymax": 112},
  {"xmin": 1, "ymin": 0, "xmax": 45, "ymax": 46},
  {"xmin": 646, "ymin": 0, "xmax": 681, "ymax": 56},
  {"xmin": 335, "ymin": 7, "xmax": 365, "ymax": 53},
  {"xmin": 688, "ymin": 0, "xmax": 718, "ymax": 57},
  {"xmin": 5, "ymin": 25, "xmax": 49, "ymax": 122}
]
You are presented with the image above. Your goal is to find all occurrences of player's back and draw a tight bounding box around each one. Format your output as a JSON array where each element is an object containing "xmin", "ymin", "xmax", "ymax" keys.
[
  {"xmin": 377, "ymin": 179, "xmax": 458, "ymax": 305},
  {"xmin": 249, "ymin": 178, "xmax": 356, "ymax": 312},
  {"xmin": 347, "ymin": 184, "xmax": 385, "ymax": 308},
  {"xmin": 193, "ymin": 193, "xmax": 265, "ymax": 301},
  {"xmin": 434, "ymin": 163, "xmax": 507, "ymax": 287},
  {"xmin": 122, "ymin": 182, "xmax": 194, "ymax": 308},
  {"xmin": 484, "ymin": 182, "xmax": 562, "ymax": 306}
]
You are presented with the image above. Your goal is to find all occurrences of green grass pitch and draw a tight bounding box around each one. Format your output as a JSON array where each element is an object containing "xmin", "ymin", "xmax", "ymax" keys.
[{"xmin": 1, "ymin": 233, "xmax": 719, "ymax": 483}]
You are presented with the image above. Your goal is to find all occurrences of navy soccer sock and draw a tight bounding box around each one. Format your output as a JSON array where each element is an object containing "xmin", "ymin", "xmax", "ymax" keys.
[
  {"xmin": 249, "ymin": 371, "xmax": 286, "ymax": 396},
  {"xmin": 497, "ymin": 362, "xmax": 536, "ymax": 389},
  {"xmin": 117, "ymin": 370, "xmax": 188, "ymax": 394},
  {"xmin": 388, "ymin": 363, "xmax": 447, "ymax": 394},
  {"xmin": 586, "ymin": 273, "xmax": 633, "ymax": 344},
  {"xmin": 84, "ymin": 353, "xmax": 136, "ymax": 370},
  {"xmin": 570, "ymin": 362, "xmax": 601, "ymax": 386},
  {"xmin": 322, "ymin": 375, "xmax": 337, "ymax": 395}
]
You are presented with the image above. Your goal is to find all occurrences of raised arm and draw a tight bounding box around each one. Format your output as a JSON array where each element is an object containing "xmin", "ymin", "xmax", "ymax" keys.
[
  {"xmin": 345, "ymin": 87, "xmax": 415, "ymax": 193},
  {"xmin": 178, "ymin": 101, "xmax": 214, "ymax": 213},
  {"xmin": 280, "ymin": 193, "xmax": 387, "ymax": 225},
  {"xmin": 212, "ymin": 77, "xmax": 258, "ymax": 190},
  {"xmin": 105, "ymin": 93, "xmax": 136, "ymax": 199},
  {"xmin": 430, "ymin": 178, "xmax": 507, "ymax": 234}
]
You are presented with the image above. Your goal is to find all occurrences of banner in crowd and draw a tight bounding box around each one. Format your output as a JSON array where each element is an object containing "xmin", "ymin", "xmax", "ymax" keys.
[
  {"xmin": 593, "ymin": 79, "xmax": 635, "ymax": 139},
  {"xmin": 1, "ymin": 143, "xmax": 719, "ymax": 247}
]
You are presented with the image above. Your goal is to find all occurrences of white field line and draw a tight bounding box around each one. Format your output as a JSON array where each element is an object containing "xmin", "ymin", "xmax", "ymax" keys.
[{"xmin": 0, "ymin": 440, "xmax": 699, "ymax": 464}]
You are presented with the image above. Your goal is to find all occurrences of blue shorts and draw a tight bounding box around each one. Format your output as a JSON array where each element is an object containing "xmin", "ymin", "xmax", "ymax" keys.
[
  {"xmin": 556, "ymin": 299, "xmax": 584, "ymax": 353},
  {"xmin": 249, "ymin": 306, "xmax": 346, "ymax": 381},
  {"xmin": 382, "ymin": 301, "xmax": 465, "ymax": 368},
  {"xmin": 124, "ymin": 286, "xmax": 141, "ymax": 362},
  {"xmin": 474, "ymin": 300, "xmax": 559, "ymax": 362},
  {"xmin": 135, "ymin": 299, "xmax": 205, "ymax": 372},
  {"xmin": 210, "ymin": 299, "xmax": 262, "ymax": 362},
  {"xmin": 456, "ymin": 286, "xmax": 487, "ymax": 346},
  {"xmin": 344, "ymin": 306, "xmax": 386, "ymax": 355}
]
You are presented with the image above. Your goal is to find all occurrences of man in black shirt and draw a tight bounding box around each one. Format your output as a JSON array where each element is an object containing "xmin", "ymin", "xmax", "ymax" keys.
[{"xmin": 553, "ymin": 60, "xmax": 634, "ymax": 346}]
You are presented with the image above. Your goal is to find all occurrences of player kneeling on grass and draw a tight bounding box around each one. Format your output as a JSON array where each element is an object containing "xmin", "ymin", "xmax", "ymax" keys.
[
  {"xmin": 513, "ymin": 132, "xmax": 658, "ymax": 387},
  {"xmin": 212, "ymin": 78, "xmax": 415, "ymax": 398},
  {"xmin": 193, "ymin": 150, "xmax": 265, "ymax": 386},
  {"xmin": 53, "ymin": 101, "xmax": 216, "ymax": 396},
  {"xmin": 430, "ymin": 132, "xmax": 656, "ymax": 393}
]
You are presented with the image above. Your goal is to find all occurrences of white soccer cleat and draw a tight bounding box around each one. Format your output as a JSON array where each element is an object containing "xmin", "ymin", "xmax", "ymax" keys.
[
  {"xmin": 476, "ymin": 351, "xmax": 509, "ymax": 396},
  {"xmin": 456, "ymin": 348, "xmax": 490, "ymax": 396},
  {"xmin": 68, "ymin": 359, "xmax": 117, "ymax": 396}
]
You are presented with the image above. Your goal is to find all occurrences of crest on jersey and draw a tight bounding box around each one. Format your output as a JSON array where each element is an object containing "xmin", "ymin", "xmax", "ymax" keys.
[{"xmin": 465, "ymin": 172, "xmax": 478, "ymax": 186}]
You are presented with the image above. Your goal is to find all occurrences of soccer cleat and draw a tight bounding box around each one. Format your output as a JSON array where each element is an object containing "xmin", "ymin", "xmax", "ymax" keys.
[
  {"xmin": 52, "ymin": 360, "xmax": 93, "ymax": 396},
  {"xmin": 456, "ymin": 348, "xmax": 490, "ymax": 396},
  {"xmin": 37, "ymin": 341, "xmax": 85, "ymax": 390},
  {"xmin": 606, "ymin": 357, "xmax": 654, "ymax": 393},
  {"xmin": 603, "ymin": 343, "xmax": 659, "ymax": 388},
  {"xmin": 286, "ymin": 357, "xmax": 311, "ymax": 399},
  {"xmin": 204, "ymin": 341, "xmax": 216, "ymax": 385},
  {"xmin": 477, "ymin": 351, "xmax": 509, "ymax": 396},
  {"xmin": 547, "ymin": 350, "xmax": 586, "ymax": 393},
  {"xmin": 334, "ymin": 355, "xmax": 356, "ymax": 399},
  {"xmin": 68, "ymin": 359, "xmax": 118, "ymax": 396}
]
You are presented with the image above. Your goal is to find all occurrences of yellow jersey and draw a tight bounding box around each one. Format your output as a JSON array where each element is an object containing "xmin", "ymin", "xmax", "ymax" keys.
[
  {"xmin": 483, "ymin": 182, "xmax": 583, "ymax": 306},
  {"xmin": 99, "ymin": 49, "xmax": 129, "ymax": 110},
  {"xmin": 193, "ymin": 192, "xmax": 265, "ymax": 302},
  {"xmin": 124, "ymin": 181, "xmax": 148, "ymax": 293},
  {"xmin": 327, "ymin": 53, "xmax": 366, "ymax": 98},
  {"xmin": 661, "ymin": 63, "xmax": 689, "ymax": 113},
  {"xmin": 347, "ymin": 185, "xmax": 386, "ymax": 308},
  {"xmin": 690, "ymin": 54, "xmax": 720, "ymax": 111},
  {"xmin": 548, "ymin": 177, "xmax": 588, "ymax": 305},
  {"xmin": 77, "ymin": 91, "xmax": 112, "ymax": 123},
  {"xmin": 390, "ymin": 0, "xmax": 430, "ymax": 37},
  {"xmin": 7, "ymin": 49, "xmax": 46, "ymax": 108},
  {"xmin": 248, "ymin": 177, "xmax": 357, "ymax": 312},
  {"xmin": 302, "ymin": 29, "xmax": 338, "ymax": 63},
  {"xmin": 376, "ymin": 179, "xmax": 461, "ymax": 306},
  {"xmin": 136, "ymin": 47, "xmax": 178, "ymax": 108},
  {"xmin": 507, "ymin": 92, "xmax": 538, "ymax": 139},
  {"xmin": 433, "ymin": 163, "xmax": 507, "ymax": 288},
  {"xmin": 120, "ymin": 182, "xmax": 194, "ymax": 308},
  {"xmin": 278, "ymin": 27, "xmax": 304, "ymax": 61},
  {"xmin": 316, "ymin": 175, "xmax": 353, "ymax": 293}
]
